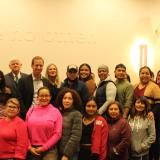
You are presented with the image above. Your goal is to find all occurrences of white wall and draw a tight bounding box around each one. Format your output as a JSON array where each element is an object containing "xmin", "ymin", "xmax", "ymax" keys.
[{"xmin": 0, "ymin": 0, "xmax": 160, "ymax": 83}]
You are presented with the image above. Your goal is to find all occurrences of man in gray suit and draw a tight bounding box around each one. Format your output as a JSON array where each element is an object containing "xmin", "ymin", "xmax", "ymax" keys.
[{"xmin": 5, "ymin": 57, "xmax": 27, "ymax": 98}]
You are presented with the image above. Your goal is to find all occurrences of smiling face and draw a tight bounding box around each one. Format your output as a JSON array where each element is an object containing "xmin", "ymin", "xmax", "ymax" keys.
[
  {"xmin": 9, "ymin": 59, "xmax": 22, "ymax": 74},
  {"xmin": 108, "ymin": 103, "xmax": 120, "ymax": 119},
  {"xmin": 156, "ymin": 71, "xmax": 160, "ymax": 86},
  {"xmin": 114, "ymin": 67, "xmax": 126, "ymax": 80},
  {"xmin": 135, "ymin": 99, "xmax": 145, "ymax": 113},
  {"xmin": 47, "ymin": 64, "xmax": 57, "ymax": 78},
  {"xmin": 85, "ymin": 100, "xmax": 97, "ymax": 116},
  {"xmin": 98, "ymin": 69, "xmax": 108, "ymax": 81},
  {"xmin": 37, "ymin": 88, "xmax": 51, "ymax": 106},
  {"xmin": 139, "ymin": 67, "xmax": 151, "ymax": 85},
  {"xmin": 62, "ymin": 92, "xmax": 73, "ymax": 109},
  {"xmin": 5, "ymin": 100, "xmax": 20, "ymax": 119},
  {"xmin": 32, "ymin": 59, "xmax": 44, "ymax": 77},
  {"xmin": 79, "ymin": 65, "xmax": 91, "ymax": 79},
  {"xmin": 67, "ymin": 70, "xmax": 78, "ymax": 81}
]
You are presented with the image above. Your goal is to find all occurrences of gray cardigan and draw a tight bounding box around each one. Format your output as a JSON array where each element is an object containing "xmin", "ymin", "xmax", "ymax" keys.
[{"xmin": 59, "ymin": 108, "xmax": 82, "ymax": 158}]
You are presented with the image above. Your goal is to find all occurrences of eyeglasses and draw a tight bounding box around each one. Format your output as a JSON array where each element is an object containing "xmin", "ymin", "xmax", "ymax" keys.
[{"xmin": 7, "ymin": 105, "xmax": 19, "ymax": 110}]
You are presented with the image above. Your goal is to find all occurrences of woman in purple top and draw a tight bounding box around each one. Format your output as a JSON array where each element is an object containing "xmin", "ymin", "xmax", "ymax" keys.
[{"xmin": 26, "ymin": 86, "xmax": 62, "ymax": 160}]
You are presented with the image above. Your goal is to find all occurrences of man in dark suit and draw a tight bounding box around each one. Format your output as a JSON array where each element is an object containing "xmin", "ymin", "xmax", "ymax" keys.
[
  {"xmin": 18, "ymin": 56, "xmax": 57, "ymax": 119},
  {"xmin": 5, "ymin": 57, "xmax": 28, "ymax": 98}
]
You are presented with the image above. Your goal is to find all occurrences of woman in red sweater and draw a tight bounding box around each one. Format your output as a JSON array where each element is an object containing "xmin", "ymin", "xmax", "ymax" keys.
[{"xmin": 0, "ymin": 98, "xmax": 28, "ymax": 160}]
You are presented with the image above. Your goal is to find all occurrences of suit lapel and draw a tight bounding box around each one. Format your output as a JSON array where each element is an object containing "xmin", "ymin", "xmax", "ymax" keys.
[{"xmin": 28, "ymin": 74, "xmax": 34, "ymax": 95}]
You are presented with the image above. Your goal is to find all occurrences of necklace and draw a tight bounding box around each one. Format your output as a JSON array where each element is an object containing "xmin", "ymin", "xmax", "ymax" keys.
[{"xmin": 83, "ymin": 116, "xmax": 95, "ymax": 125}]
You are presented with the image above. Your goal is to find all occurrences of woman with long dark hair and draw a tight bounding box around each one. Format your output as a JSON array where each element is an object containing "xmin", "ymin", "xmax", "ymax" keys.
[
  {"xmin": 78, "ymin": 96, "xmax": 108, "ymax": 160},
  {"xmin": 79, "ymin": 63, "xmax": 96, "ymax": 96}
]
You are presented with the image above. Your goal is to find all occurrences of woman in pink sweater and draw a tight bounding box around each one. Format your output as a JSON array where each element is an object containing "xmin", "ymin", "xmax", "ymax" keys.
[
  {"xmin": 26, "ymin": 86, "xmax": 62, "ymax": 160},
  {"xmin": 0, "ymin": 98, "xmax": 28, "ymax": 160}
]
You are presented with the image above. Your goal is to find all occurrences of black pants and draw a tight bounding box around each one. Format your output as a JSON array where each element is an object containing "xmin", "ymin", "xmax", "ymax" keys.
[
  {"xmin": 149, "ymin": 110, "xmax": 160, "ymax": 160},
  {"xmin": 129, "ymin": 154, "xmax": 149, "ymax": 160},
  {"xmin": 78, "ymin": 145, "xmax": 91, "ymax": 160}
]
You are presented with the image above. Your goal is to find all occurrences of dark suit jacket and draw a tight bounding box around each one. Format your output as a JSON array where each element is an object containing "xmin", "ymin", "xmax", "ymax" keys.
[
  {"xmin": 18, "ymin": 74, "xmax": 58, "ymax": 119},
  {"xmin": 5, "ymin": 72, "xmax": 28, "ymax": 98}
]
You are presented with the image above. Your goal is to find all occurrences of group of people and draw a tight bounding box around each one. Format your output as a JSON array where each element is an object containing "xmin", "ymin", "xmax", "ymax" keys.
[{"xmin": 0, "ymin": 56, "xmax": 160, "ymax": 160}]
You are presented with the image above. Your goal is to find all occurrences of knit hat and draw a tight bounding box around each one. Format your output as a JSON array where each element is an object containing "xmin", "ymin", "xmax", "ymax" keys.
[{"xmin": 98, "ymin": 64, "xmax": 109, "ymax": 72}]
